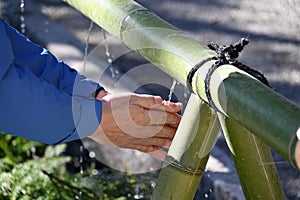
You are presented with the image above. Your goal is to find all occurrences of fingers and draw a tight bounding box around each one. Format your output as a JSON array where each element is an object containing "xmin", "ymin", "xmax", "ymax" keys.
[
  {"xmin": 148, "ymin": 150, "xmax": 168, "ymax": 161},
  {"xmin": 143, "ymin": 109, "xmax": 181, "ymax": 126},
  {"xmin": 130, "ymin": 138, "xmax": 171, "ymax": 161},
  {"xmin": 133, "ymin": 137, "xmax": 172, "ymax": 147},
  {"xmin": 130, "ymin": 94, "xmax": 182, "ymax": 112},
  {"xmin": 130, "ymin": 94, "xmax": 163, "ymax": 109},
  {"xmin": 154, "ymin": 126, "xmax": 177, "ymax": 139},
  {"xmin": 122, "ymin": 144, "xmax": 167, "ymax": 161},
  {"xmin": 162, "ymin": 100, "xmax": 182, "ymax": 113},
  {"xmin": 97, "ymin": 93, "xmax": 182, "ymax": 161}
]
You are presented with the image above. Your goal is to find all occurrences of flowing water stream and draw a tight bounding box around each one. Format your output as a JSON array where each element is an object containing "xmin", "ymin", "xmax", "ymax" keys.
[
  {"xmin": 82, "ymin": 20, "xmax": 94, "ymax": 74},
  {"xmin": 102, "ymin": 29, "xmax": 119, "ymax": 82},
  {"xmin": 168, "ymin": 78, "xmax": 177, "ymax": 101},
  {"xmin": 19, "ymin": 0, "xmax": 38, "ymax": 160},
  {"xmin": 19, "ymin": 0, "xmax": 26, "ymax": 34}
]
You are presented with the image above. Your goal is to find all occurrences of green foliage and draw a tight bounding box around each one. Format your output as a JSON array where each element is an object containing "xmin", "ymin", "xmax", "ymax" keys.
[
  {"xmin": 0, "ymin": 132, "xmax": 45, "ymax": 170},
  {"xmin": 0, "ymin": 133, "xmax": 157, "ymax": 199},
  {"xmin": 0, "ymin": 144, "xmax": 72, "ymax": 199}
]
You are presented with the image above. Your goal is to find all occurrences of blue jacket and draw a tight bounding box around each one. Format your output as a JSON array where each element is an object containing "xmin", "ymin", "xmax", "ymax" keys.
[{"xmin": 0, "ymin": 19, "xmax": 102, "ymax": 144}]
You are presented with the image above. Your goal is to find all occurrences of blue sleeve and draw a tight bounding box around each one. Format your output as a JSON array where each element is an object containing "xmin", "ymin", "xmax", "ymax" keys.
[
  {"xmin": 2, "ymin": 19, "xmax": 102, "ymax": 97},
  {"xmin": 0, "ymin": 19, "xmax": 102, "ymax": 144}
]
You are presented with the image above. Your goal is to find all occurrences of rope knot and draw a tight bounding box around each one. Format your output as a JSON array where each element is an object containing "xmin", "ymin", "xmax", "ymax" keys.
[
  {"xmin": 208, "ymin": 38, "xmax": 250, "ymax": 63},
  {"xmin": 187, "ymin": 38, "xmax": 270, "ymax": 113}
]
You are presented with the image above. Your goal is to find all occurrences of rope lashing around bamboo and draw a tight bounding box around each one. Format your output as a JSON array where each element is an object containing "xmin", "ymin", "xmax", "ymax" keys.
[{"xmin": 187, "ymin": 38, "xmax": 270, "ymax": 112}]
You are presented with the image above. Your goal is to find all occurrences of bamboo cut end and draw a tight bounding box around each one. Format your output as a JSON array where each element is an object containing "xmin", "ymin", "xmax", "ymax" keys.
[{"xmin": 296, "ymin": 140, "xmax": 300, "ymax": 170}]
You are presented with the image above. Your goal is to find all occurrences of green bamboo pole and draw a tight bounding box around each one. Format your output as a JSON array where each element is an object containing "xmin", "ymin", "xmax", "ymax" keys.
[
  {"xmin": 151, "ymin": 93, "xmax": 219, "ymax": 199},
  {"xmin": 218, "ymin": 113, "xmax": 286, "ymax": 199},
  {"xmin": 65, "ymin": 0, "xmax": 300, "ymax": 169}
]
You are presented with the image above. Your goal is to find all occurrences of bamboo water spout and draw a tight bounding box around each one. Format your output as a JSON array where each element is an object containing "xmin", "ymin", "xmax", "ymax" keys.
[{"xmin": 65, "ymin": 0, "xmax": 300, "ymax": 170}]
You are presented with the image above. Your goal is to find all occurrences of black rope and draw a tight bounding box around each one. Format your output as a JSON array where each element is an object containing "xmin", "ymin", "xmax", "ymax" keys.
[
  {"xmin": 186, "ymin": 57, "xmax": 215, "ymax": 94},
  {"xmin": 207, "ymin": 38, "xmax": 270, "ymax": 86},
  {"xmin": 187, "ymin": 38, "xmax": 270, "ymax": 112}
]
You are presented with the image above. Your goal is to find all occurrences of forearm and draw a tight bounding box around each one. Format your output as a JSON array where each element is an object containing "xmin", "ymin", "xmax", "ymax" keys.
[{"xmin": 0, "ymin": 63, "xmax": 102, "ymax": 144}]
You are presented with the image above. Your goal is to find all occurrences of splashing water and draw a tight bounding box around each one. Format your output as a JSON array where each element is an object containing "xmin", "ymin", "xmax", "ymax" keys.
[
  {"xmin": 79, "ymin": 145, "xmax": 84, "ymax": 174},
  {"xmin": 30, "ymin": 141, "xmax": 36, "ymax": 158},
  {"xmin": 133, "ymin": 185, "xmax": 144, "ymax": 199},
  {"xmin": 19, "ymin": 0, "xmax": 26, "ymax": 34},
  {"xmin": 77, "ymin": 145, "xmax": 84, "ymax": 200},
  {"xmin": 82, "ymin": 20, "xmax": 94, "ymax": 74},
  {"xmin": 168, "ymin": 78, "xmax": 177, "ymax": 101}
]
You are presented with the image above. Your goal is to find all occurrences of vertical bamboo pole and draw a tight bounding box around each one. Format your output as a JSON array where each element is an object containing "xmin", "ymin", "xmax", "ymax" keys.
[
  {"xmin": 218, "ymin": 113, "xmax": 286, "ymax": 199},
  {"xmin": 151, "ymin": 94, "xmax": 220, "ymax": 199}
]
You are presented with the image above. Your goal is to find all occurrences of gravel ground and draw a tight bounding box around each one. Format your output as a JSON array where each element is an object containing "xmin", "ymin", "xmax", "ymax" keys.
[{"xmin": 2, "ymin": 0, "xmax": 300, "ymax": 199}]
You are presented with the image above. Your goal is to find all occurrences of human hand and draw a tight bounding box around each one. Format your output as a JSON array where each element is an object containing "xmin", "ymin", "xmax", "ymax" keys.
[{"xmin": 89, "ymin": 91, "xmax": 182, "ymax": 160}]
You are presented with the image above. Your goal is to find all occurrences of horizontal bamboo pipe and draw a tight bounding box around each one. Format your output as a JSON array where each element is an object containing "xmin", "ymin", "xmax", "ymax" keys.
[{"xmin": 65, "ymin": 0, "xmax": 300, "ymax": 169}]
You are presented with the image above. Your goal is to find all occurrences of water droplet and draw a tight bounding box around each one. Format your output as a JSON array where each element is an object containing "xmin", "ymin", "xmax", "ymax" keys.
[
  {"xmin": 55, "ymin": 149, "xmax": 60, "ymax": 156},
  {"xmin": 150, "ymin": 181, "xmax": 156, "ymax": 188},
  {"xmin": 31, "ymin": 143, "xmax": 36, "ymax": 157},
  {"xmin": 20, "ymin": 1, "xmax": 24, "ymax": 8},
  {"xmin": 204, "ymin": 193, "xmax": 209, "ymax": 198},
  {"xmin": 92, "ymin": 169, "xmax": 98, "ymax": 175},
  {"xmin": 79, "ymin": 145, "xmax": 84, "ymax": 152},
  {"xmin": 89, "ymin": 151, "xmax": 96, "ymax": 158}
]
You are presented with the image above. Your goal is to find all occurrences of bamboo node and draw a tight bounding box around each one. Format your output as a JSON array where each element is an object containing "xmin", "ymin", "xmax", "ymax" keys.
[
  {"xmin": 169, "ymin": 161, "xmax": 204, "ymax": 175},
  {"xmin": 119, "ymin": 8, "xmax": 150, "ymax": 42}
]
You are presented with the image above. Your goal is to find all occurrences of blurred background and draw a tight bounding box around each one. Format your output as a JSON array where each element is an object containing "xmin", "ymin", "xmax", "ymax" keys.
[{"xmin": 0, "ymin": 0, "xmax": 300, "ymax": 199}]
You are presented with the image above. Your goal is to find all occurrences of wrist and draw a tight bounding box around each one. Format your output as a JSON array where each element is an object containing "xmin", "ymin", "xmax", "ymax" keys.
[{"xmin": 96, "ymin": 89, "xmax": 109, "ymax": 100}]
